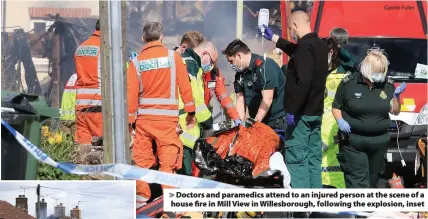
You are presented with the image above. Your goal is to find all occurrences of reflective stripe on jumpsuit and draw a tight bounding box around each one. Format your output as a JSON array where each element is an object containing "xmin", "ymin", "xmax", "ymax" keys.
[{"xmin": 129, "ymin": 41, "xmax": 196, "ymax": 200}]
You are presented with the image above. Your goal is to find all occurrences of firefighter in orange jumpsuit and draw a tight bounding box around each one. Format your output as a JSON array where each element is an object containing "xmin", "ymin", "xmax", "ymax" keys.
[
  {"xmin": 74, "ymin": 20, "xmax": 103, "ymax": 145},
  {"xmin": 127, "ymin": 22, "xmax": 196, "ymax": 201}
]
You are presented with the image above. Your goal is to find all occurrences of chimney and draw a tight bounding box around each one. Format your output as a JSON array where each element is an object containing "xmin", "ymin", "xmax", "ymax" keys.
[
  {"xmin": 36, "ymin": 198, "xmax": 48, "ymax": 219},
  {"xmin": 70, "ymin": 206, "xmax": 81, "ymax": 219},
  {"xmin": 54, "ymin": 203, "xmax": 66, "ymax": 217},
  {"xmin": 15, "ymin": 195, "xmax": 28, "ymax": 212}
]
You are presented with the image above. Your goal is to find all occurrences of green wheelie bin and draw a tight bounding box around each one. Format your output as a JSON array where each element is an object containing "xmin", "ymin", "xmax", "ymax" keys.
[{"xmin": 1, "ymin": 90, "xmax": 59, "ymax": 180}]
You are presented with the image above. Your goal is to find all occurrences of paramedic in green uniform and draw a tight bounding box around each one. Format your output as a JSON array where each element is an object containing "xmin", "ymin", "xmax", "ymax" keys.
[
  {"xmin": 222, "ymin": 39, "xmax": 286, "ymax": 131},
  {"xmin": 332, "ymin": 48, "xmax": 406, "ymax": 188}
]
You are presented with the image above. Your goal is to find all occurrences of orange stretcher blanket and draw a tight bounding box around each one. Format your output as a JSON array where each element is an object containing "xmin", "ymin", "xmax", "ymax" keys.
[{"xmin": 206, "ymin": 122, "xmax": 280, "ymax": 177}]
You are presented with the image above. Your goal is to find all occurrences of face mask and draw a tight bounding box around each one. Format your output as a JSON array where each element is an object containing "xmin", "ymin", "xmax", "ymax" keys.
[
  {"xmin": 202, "ymin": 62, "xmax": 214, "ymax": 73},
  {"xmin": 328, "ymin": 53, "xmax": 332, "ymax": 64},
  {"xmin": 231, "ymin": 56, "xmax": 244, "ymax": 72},
  {"xmin": 371, "ymin": 73, "xmax": 384, "ymax": 83},
  {"xmin": 231, "ymin": 64, "xmax": 242, "ymax": 72}
]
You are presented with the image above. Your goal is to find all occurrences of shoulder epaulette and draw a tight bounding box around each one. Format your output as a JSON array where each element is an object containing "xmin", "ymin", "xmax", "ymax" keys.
[
  {"xmin": 254, "ymin": 58, "xmax": 265, "ymax": 75},
  {"xmin": 342, "ymin": 74, "xmax": 353, "ymax": 83},
  {"xmin": 182, "ymin": 56, "xmax": 196, "ymax": 63},
  {"xmin": 255, "ymin": 58, "xmax": 264, "ymax": 67}
]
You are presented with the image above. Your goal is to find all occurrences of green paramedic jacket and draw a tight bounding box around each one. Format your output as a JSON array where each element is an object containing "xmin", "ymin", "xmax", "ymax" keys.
[
  {"xmin": 321, "ymin": 68, "xmax": 347, "ymax": 188},
  {"xmin": 60, "ymin": 73, "xmax": 78, "ymax": 121},
  {"xmin": 178, "ymin": 55, "xmax": 212, "ymax": 149},
  {"xmin": 337, "ymin": 47, "xmax": 358, "ymax": 73}
]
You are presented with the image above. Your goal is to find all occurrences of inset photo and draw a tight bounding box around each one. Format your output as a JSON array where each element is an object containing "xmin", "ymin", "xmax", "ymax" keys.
[{"xmin": 0, "ymin": 181, "xmax": 135, "ymax": 219}]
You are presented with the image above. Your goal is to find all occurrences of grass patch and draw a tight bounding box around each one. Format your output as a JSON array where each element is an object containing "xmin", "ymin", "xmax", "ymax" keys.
[{"xmin": 37, "ymin": 125, "xmax": 85, "ymax": 180}]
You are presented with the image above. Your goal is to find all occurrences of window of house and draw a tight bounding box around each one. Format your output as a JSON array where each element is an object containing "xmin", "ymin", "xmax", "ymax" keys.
[{"xmin": 34, "ymin": 22, "xmax": 46, "ymax": 34}]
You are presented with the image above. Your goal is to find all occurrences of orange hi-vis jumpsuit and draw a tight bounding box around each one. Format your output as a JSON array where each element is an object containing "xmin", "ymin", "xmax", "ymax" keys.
[
  {"xmin": 127, "ymin": 41, "xmax": 196, "ymax": 199},
  {"xmin": 74, "ymin": 30, "xmax": 103, "ymax": 145},
  {"xmin": 203, "ymin": 68, "xmax": 239, "ymax": 120}
]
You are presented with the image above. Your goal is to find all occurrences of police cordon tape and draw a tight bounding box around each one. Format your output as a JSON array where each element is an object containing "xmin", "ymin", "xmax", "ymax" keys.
[
  {"xmin": 1, "ymin": 119, "xmax": 238, "ymax": 189},
  {"xmin": 2, "ymin": 120, "xmax": 373, "ymax": 217}
]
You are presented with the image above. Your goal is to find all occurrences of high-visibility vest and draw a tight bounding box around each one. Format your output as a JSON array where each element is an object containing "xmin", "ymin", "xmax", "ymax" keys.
[
  {"xmin": 74, "ymin": 31, "xmax": 102, "ymax": 110},
  {"xmin": 60, "ymin": 73, "xmax": 78, "ymax": 121},
  {"xmin": 321, "ymin": 69, "xmax": 348, "ymax": 188},
  {"xmin": 178, "ymin": 57, "xmax": 211, "ymax": 148}
]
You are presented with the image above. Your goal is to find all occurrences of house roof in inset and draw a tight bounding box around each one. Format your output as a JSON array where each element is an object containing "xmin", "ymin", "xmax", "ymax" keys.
[{"xmin": 0, "ymin": 200, "xmax": 36, "ymax": 219}]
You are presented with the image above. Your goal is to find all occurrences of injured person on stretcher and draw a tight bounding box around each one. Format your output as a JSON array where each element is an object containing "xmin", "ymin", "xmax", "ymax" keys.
[{"xmin": 194, "ymin": 118, "xmax": 291, "ymax": 188}]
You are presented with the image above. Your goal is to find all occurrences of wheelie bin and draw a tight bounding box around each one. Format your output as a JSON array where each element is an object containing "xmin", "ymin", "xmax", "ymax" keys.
[{"xmin": 1, "ymin": 90, "xmax": 59, "ymax": 180}]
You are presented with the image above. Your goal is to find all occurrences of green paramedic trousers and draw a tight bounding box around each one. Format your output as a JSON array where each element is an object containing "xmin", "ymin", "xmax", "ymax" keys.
[
  {"xmin": 336, "ymin": 132, "xmax": 389, "ymax": 188},
  {"xmin": 285, "ymin": 115, "xmax": 323, "ymax": 188},
  {"xmin": 178, "ymin": 147, "xmax": 194, "ymax": 176}
]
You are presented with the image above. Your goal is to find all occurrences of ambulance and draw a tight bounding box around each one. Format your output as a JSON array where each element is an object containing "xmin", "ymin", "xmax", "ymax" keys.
[{"xmin": 280, "ymin": 0, "xmax": 428, "ymax": 188}]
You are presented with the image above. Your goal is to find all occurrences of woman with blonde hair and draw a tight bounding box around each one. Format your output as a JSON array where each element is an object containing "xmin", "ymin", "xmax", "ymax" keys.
[{"xmin": 331, "ymin": 47, "xmax": 406, "ymax": 188}]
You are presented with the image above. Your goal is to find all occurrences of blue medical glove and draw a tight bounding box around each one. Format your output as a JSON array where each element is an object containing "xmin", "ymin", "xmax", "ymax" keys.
[
  {"xmin": 275, "ymin": 129, "xmax": 285, "ymax": 143},
  {"xmin": 285, "ymin": 114, "xmax": 296, "ymax": 127},
  {"xmin": 257, "ymin": 24, "xmax": 273, "ymax": 41},
  {"xmin": 337, "ymin": 118, "xmax": 351, "ymax": 133},
  {"xmin": 394, "ymin": 82, "xmax": 406, "ymax": 98},
  {"xmin": 234, "ymin": 119, "xmax": 243, "ymax": 127},
  {"xmin": 131, "ymin": 51, "xmax": 138, "ymax": 59}
]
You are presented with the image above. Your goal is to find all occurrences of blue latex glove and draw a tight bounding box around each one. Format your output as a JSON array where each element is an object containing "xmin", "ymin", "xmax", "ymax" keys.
[
  {"xmin": 131, "ymin": 51, "xmax": 138, "ymax": 59},
  {"xmin": 337, "ymin": 118, "xmax": 351, "ymax": 133},
  {"xmin": 285, "ymin": 114, "xmax": 296, "ymax": 127},
  {"xmin": 234, "ymin": 119, "xmax": 243, "ymax": 127},
  {"xmin": 275, "ymin": 129, "xmax": 285, "ymax": 143},
  {"xmin": 394, "ymin": 82, "xmax": 406, "ymax": 98},
  {"xmin": 257, "ymin": 24, "xmax": 273, "ymax": 41}
]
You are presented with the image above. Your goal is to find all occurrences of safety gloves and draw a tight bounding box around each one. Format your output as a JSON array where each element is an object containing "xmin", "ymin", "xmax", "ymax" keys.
[
  {"xmin": 275, "ymin": 129, "xmax": 285, "ymax": 143},
  {"xmin": 394, "ymin": 82, "xmax": 406, "ymax": 98},
  {"xmin": 337, "ymin": 118, "xmax": 351, "ymax": 133},
  {"xmin": 257, "ymin": 24, "xmax": 273, "ymax": 41},
  {"xmin": 234, "ymin": 119, "xmax": 243, "ymax": 127},
  {"xmin": 130, "ymin": 51, "xmax": 138, "ymax": 59},
  {"xmin": 285, "ymin": 113, "xmax": 296, "ymax": 127}
]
